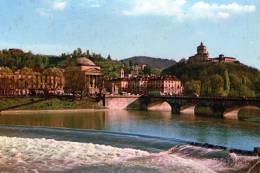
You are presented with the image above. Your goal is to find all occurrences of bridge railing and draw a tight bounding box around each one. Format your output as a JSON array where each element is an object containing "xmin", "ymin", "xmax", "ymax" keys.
[{"xmin": 148, "ymin": 95, "xmax": 260, "ymax": 101}]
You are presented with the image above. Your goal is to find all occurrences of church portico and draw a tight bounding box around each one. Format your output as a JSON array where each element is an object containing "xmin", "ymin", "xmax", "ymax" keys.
[{"xmin": 64, "ymin": 57, "xmax": 103, "ymax": 97}]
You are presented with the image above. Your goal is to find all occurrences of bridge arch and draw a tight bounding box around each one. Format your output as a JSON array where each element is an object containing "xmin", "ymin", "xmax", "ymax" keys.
[
  {"xmin": 146, "ymin": 99, "xmax": 195, "ymax": 114},
  {"xmin": 224, "ymin": 106, "xmax": 260, "ymax": 120},
  {"xmin": 147, "ymin": 101, "xmax": 172, "ymax": 112}
]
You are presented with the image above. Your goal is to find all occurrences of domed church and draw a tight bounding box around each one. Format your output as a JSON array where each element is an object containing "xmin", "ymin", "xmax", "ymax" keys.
[
  {"xmin": 76, "ymin": 57, "xmax": 102, "ymax": 75},
  {"xmin": 188, "ymin": 42, "xmax": 210, "ymax": 63},
  {"xmin": 188, "ymin": 42, "xmax": 238, "ymax": 64},
  {"xmin": 65, "ymin": 57, "xmax": 103, "ymax": 96}
]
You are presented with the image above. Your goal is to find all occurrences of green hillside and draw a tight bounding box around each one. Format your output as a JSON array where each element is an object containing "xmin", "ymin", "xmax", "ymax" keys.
[
  {"xmin": 0, "ymin": 48, "xmax": 125, "ymax": 78},
  {"xmin": 162, "ymin": 62, "xmax": 260, "ymax": 97}
]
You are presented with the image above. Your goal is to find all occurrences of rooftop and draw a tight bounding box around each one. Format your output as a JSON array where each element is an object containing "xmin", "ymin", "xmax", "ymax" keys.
[{"xmin": 77, "ymin": 57, "xmax": 96, "ymax": 66}]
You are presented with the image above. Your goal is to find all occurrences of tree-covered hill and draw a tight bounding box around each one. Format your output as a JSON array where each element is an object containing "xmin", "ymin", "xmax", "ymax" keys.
[
  {"xmin": 122, "ymin": 56, "xmax": 176, "ymax": 69},
  {"xmin": 162, "ymin": 62, "xmax": 260, "ymax": 97}
]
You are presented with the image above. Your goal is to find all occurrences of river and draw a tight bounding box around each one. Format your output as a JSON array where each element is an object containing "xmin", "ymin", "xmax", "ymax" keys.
[{"xmin": 0, "ymin": 110, "xmax": 259, "ymax": 172}]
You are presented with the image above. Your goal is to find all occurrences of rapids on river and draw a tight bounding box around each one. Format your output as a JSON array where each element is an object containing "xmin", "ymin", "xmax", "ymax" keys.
[{"xmin": 0, "ymin": 136, "xmax": 258, "ymax": 173}]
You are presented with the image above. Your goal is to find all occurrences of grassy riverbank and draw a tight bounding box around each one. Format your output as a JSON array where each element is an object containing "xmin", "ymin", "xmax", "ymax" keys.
[{"xmin": 0, "ymin": 97, "xmax": 105, "ymax": 111}]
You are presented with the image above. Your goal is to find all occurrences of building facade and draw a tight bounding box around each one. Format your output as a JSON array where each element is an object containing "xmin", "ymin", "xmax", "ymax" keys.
[
  {"xmin": 106, "ymin": 72, "xmax": 183, "ymax": 96},
  {"xmin": 0, "ymin": 67, "xmax": 64, "ymax": 96},
  {"xmin": 64, "ymin": 57, "xmax": 103, "ymax": 96},
  {"xmin": 0, "ymin": 57, "xmax": 103, "ymax": 97},
  {"xmin": 148, "ymin": 76, "xmax": 183, "ymax": 96},
  {"xmin": 211, "ymin": 54, "xmax": 238, "ymax": 63}
]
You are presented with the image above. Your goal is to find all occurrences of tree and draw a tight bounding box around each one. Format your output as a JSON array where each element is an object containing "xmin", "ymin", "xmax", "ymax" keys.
[
  {"xmin": 201, "ymin": 75, "xmax": 225, "ymax": 96},
  {"xmin": 255, "ymin": 75, "xmax": 260, "ymax": 97},
  {"xmin": 238, "ymin": 85, "xmax": 255, "ymax": 97},
  {"xmin": 143, "ymin": 66, "xmax": 151, "ymax": 75},
  {"xmin": 72, "ymin": 48, "xmax": 82, "ymax": 59},
  {"xmin": 19, "ymin": 67, "xmax": 34, "ymax": 75},
  {"xmin": 224, "ymin": 70, "xmax": 230, "ymax": 95},
  {"xmin": 229, "ymin": 73, "xmax": 242, "ymax": 96},
  {"xmin": 64, "ymin": 66, "xmax": 86, "ymax": 98},
  {"xmin": 86, "ymin": 50, "xmax": 90, "ymax": 59},
  {"xmin": 0, "ymin": 67, "xmax": 13, "ymax": 75},
  {"xmin": 76, "ymin": 48, "xmax": 82, "ymax": 57},
  {"xmin": 44, "ymin": 67, "xmax": 63, "ymax": 77},
  {"xmin": 178, "ymin": 58, "xmax": 186, "ymax": 64},
  {"xmin": 184, "ymin": 80, "xmax": 201, "ymax": 96},
  {"xmin": 129, "ymin": 60, "xmax": 133, "ymax": 67},
  {"xmin": 209, "ymin": 74, "xmax": 225, "ymax": 96},
  {"xmin": 107, "ymin": 54, "xmax": 111, "ymax": 60},
  {"xmin": 151, "ymin": 68, "xmax": 161, "ymax": 76},
  {"xmin": 109, "ymin": 71, "xmax": 119, "ymax": 78}
]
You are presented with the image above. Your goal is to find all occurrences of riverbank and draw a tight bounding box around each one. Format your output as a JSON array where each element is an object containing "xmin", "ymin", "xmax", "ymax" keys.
[
  {"xmin": 0, "ymin": 97, "xmax": 105, "ymax": 111},
  {"xmin": 0, "ymin": 108, "xmax": 108, "ymax": 115}
]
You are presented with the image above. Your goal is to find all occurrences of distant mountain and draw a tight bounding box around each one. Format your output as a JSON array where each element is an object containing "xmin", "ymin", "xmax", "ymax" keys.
[{"xmin": 122, "ymin": 56, "xmax": 176, "ymax": 69}]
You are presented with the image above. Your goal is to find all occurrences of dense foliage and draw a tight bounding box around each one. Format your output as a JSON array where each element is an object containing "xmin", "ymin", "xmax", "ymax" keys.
[
  {"xmin": 0, "ymin": 49, "xmax": 50, "ymax": 70},
  {"xmin": 163, "ymin": 62, "xmax": 260, "ymax": 97},
  {"xmin": 0, "ymin": 48, "xmax": 125, "ymax": 78}
]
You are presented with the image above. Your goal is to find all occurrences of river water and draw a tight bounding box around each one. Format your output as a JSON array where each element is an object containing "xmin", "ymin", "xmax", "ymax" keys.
[{"xmin": 0, "ymin": 110, "xmax": 260, "ymax": 172}]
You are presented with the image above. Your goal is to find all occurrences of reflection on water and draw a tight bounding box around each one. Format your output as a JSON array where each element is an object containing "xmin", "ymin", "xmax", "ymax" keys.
[
  {"xmin": 0, "ymin": 111, "xmax": 107, "ymax": 129},
  {"xmin": 0, "ymin": 110, "xmax": 260, "ymax": 151}
]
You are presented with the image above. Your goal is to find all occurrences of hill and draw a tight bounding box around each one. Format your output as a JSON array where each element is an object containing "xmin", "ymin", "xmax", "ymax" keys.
[
  {"xmin": 162, "ymin": 62, "xmax": 260, "ymax": 97},
  {"xmin": 122, "ymin": 56, "xmax": 176, "ymax": 69}
]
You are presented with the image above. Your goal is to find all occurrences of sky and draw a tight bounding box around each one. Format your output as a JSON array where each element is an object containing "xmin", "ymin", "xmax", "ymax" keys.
[{"xmin": 0, "ymin": 0, "xmax": 260, "ymax": 68}]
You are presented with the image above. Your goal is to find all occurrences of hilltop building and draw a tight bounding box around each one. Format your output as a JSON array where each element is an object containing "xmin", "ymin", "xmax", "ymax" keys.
[
  {"xmin": 188, "ymin": 42, "xmax": 210, "ymax": 63},
  {"xmin": 211, "ymin": 54, "xmax": 238, "ymax": 63},
  {"xmin": 188, "ymin": 42, "xmax": 239, "ymax": 64}
]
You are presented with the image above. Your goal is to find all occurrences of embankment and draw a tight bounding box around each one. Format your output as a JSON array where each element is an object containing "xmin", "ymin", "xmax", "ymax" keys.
[{"xmin": 0, "ymin": 97, "xmax": 105, "ymax": 112}]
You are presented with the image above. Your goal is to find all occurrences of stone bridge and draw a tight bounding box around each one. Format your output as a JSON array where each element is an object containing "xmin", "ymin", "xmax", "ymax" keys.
[{"xmin": 103, "ymin": 95, "xmax": 260, "ymax": 118}]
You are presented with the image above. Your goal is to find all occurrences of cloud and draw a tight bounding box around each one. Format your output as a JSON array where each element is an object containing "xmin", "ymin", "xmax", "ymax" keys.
[
  {"xmin": 189, "ymin": 1, "xmax": 256, "ymax": 20},
  {"xmin": 50, "ymin": 0, "xmax": 67, "ymax": 10},
  {"xmin": 79, "ymin": 0, "xmax": 102, "ymax": 8},
  {"xmin": 36, "ymin": 0, "xmax": 67, "ymax": 17},
  {"xmin": 122, "ymin": 0, "xmax": 186, "ymax": 17},
  {"xmin": 36, "ymin": 8, "xmax": 53, "ymax": 17},
  {"xmin": 123, "ymin": 0, "xmax": 256, "ymax": 21}
]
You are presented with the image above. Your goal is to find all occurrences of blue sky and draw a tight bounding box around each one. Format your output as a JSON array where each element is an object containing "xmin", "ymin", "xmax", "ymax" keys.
[{"xmin": 0, "ymin": 0, "xmax": 259, "ymax": 68}]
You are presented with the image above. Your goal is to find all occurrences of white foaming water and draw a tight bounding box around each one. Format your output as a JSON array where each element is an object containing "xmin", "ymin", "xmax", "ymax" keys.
[{"xmin": 0, "ymin": 136, "xmax": 258, "ymax": 173}]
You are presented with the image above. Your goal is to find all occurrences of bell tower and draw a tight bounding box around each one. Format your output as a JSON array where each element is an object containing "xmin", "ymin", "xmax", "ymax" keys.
[{"xmin": 120, "ymin": 68, "xmax": 125, "ymax": 78}]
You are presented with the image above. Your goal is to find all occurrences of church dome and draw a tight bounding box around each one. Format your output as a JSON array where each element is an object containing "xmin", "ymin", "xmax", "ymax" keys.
[
  {"xmin": 197, "ymin": 42, "xmax": 206, "ymax": 49},
  {"xmin": 197, "ymin": 42, "xmax": 208, "ymax": 55},
  {"xmin": 77, "ymin": 57, "xmax": 96, "ymax": 66}
]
